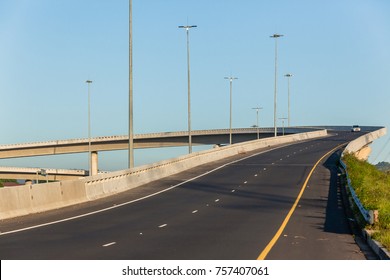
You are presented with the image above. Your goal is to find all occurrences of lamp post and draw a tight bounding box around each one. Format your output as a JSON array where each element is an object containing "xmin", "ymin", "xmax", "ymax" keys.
[
  {"xmin": 279, "ymin": 117, "xmax": 288, "ymax": 136},
  {"xmin": 86, "ymin": 80, "xmax": 93, "ymax": 175},
  {"xmin": 252, "ymin": 107, "xmax": 263, "ymax": 139},
  {"xmin": 224, "ymin": 76, "xmax": 238, "ymax": 145},
  {"xmin": 270, "ymin": 33, "xmax": 284, "ymax": 137},
  {"xmin": 178, "ymin": 24, "xmax": 197, "ymax": 153},
  {"xmin": 128, "ymin": 0, "xmax": 134, "ymax": 168},
  {"xmin": 284, "ymin": 73, "xmax": 292, "ymax": 127}
]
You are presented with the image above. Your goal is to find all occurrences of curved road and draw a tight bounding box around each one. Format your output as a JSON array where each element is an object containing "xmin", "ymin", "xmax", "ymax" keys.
[{"xmin": 0, "ymin": 131, "xmax": 375, "ymax": 259}]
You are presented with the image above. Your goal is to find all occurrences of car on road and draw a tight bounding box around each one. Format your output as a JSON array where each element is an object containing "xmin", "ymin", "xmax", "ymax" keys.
[{"xmin": 351, "ymin": 125, "xmax": 361, "ymax": 132}]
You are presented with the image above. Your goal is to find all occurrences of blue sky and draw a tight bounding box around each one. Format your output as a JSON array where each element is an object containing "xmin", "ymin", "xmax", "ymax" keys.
[{"xmin": 1, "ymin": 0, "xmax": 390, "ymax": 171}]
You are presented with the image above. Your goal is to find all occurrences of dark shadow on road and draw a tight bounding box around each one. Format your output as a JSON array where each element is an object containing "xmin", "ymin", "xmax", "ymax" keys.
[
  {"xmin": 322, "ymin": 149, "xmax": 378, "ymax": 259},
  {"xmin": 323, "ymin": 150, "xmax": 351, "ymax": 234}
]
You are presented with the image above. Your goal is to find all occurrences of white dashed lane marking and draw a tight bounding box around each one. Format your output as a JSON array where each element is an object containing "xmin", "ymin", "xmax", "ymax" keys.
[
  {"xmin": 102, "ymin": 242, "xmax": 116, "ymax": 247},
  {"xmin": 158, "ymin": 224, "xmax": 167, "ymax": 228}
]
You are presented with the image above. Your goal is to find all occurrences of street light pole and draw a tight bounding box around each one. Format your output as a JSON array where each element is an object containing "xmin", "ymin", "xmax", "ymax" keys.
[
  {"xmin": 284, "ymin": 73, "xmax": 292, "ymax": 127},
  {"xmin": 252, "ymin": 107, "xmax": 263, "ymax": 139},
  {"xmin": 178, "ymin": 24, "xmax": 197, "ymax": 154},
  {"xmin": 279, "ymin": 117, "xmax": 288, "ymax": 136},
  {"xmin": 270, "ymin": 34, "xmax": 284, "ymax": 137},
  {"xmin": 128, "ymin": 0, "xmax": 134, "ymax": 168},
  {"xmin": 224, "ymin": 76, "xmax": 238, "ymax": 145},
  {"xmin": 86, "ymin": 80, "xmax": 93, "ymax": 176}
]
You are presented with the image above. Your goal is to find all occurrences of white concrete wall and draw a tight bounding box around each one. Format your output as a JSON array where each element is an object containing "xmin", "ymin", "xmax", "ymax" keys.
[
  {"xmin": 343, "ymin": 127, "xmax": 387, "ymax": 155},
  {"xmin": 0, "ymin": 130, "xmax": 327, "ymax": 220}
]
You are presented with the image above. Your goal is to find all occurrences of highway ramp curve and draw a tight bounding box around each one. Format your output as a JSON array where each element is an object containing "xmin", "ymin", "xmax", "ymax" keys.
[{"xmin": 0, "ymin": 130, "xmax": 380, "ymax": 259}]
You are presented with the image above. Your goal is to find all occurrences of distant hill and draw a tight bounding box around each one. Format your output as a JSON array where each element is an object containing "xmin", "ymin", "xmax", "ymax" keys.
[{"xmin": 375, "ymin": 161, "xmax": 390, "ymax": 172}]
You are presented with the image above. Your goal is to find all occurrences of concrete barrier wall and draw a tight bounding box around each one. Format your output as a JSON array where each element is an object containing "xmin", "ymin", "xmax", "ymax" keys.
[
  {"xmin": 0, "ymin": 185, "xmax": 32, "ymax": 218},
  {"xmin": 343, "ymin": 127, "xmax": 387, "ymax": 155},
  {"xmin": 0, "ymin": 130, "xmax": 327, "ymax": 220},
  {"xmin": 84, "ymin": 129, "xmax": 327, "ymax": 200}
]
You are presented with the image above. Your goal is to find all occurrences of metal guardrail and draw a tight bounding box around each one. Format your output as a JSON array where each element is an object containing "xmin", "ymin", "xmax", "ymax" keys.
[{"xmin": 339, "ymin": 159, "xmax": 375, "ymax": 225}]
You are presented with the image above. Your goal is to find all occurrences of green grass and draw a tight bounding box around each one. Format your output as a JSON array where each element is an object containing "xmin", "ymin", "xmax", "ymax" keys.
[{"xmin": 342, "ymin": 153, "xmax": 390, "ymax": 250}]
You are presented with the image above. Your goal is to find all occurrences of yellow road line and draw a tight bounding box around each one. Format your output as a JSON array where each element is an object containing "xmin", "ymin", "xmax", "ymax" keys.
[{"xmin": 257, "ymin": 143, "xmax": 345, "ymax": 260}]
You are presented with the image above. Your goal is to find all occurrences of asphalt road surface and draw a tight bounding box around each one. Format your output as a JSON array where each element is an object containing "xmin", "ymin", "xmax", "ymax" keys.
[{"xmin": 0, "ymin": 131, "xmax": 376, "ymax": 259}]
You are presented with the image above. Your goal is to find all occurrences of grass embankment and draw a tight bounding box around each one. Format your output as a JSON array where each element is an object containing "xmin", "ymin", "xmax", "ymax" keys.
[{"xmin": 342, "ymin": 153, "xmax": 390, "ymax": 250}]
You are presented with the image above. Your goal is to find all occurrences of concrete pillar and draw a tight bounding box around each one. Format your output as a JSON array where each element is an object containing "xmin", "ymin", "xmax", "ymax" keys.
[{"xmin": 91, "ymin": 151, "xmax": 99, "ymax": 176}]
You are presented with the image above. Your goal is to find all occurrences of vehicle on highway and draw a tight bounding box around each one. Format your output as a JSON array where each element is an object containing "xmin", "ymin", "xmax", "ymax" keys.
[{"xmin": 351, "ymin": 125, "xmax": 361, "ymax": 132}]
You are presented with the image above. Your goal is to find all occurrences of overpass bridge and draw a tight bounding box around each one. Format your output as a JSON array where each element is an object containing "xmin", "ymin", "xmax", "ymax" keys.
[
  {"xmin": 0, "ymin": 127, "xmax": 310, "ymax": 179},
  {"xmin": 0, "ymin": 126, "xmax": 383, "ymax": 181},
  {"xmin": 0, "ymin": 127, "xmax": 289, "ymax": 159},
  {"xmin": 0, "ymin": 167, "xmax": 88, "ymax": 182}
]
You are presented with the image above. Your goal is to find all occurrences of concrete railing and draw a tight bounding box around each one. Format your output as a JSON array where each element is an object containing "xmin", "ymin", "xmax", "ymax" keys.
[
  {"xmin": 0, "ymin": 129, "xmax": 327, "ymax": 220},
  {"xmin": 343, "ymin": 127, "xmax": 386, "ymax": 155}
]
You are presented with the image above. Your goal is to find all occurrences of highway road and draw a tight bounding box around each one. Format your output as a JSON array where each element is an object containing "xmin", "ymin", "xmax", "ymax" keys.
[{"xmin": 0, "ymin": 130, "xmax": 376, "ymax": 259}]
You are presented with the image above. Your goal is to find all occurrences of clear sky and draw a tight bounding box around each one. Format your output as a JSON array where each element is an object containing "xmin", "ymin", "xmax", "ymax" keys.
[{"xmin": 1, "ymin": 0, "xmax": 389, "ymax": 171}]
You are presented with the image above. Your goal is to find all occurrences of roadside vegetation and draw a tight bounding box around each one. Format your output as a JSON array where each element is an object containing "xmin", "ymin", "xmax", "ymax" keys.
[
  {"xmin": 0, "ymin": 179, "xmax": 18, "ymax": 188},
  {"xmin": 342, "ymin": 153, "xmax": 390, "ymax": 250}
]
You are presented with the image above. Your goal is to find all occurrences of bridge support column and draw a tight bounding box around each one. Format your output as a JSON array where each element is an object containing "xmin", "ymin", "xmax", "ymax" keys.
[{"xmin": 91, "ymin": 151, "xmax": 99, "ymax": 176}]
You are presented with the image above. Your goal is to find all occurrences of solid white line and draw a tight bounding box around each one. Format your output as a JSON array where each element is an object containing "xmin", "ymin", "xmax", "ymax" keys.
[
  {"xmin": 102, "ymin": 242, "xmax": 116, "ymax": 247},
  {"xmin": 0, "ymin": 141, "xmax": 301, "ymax": 236}
]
